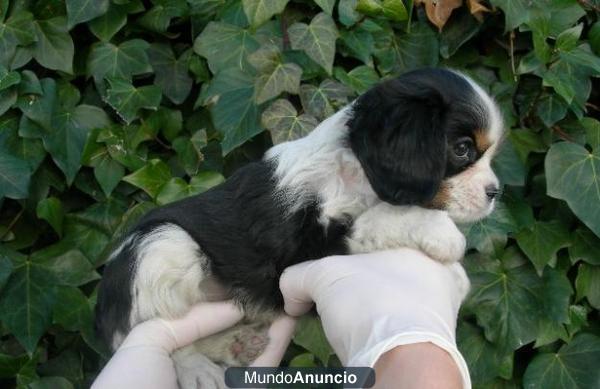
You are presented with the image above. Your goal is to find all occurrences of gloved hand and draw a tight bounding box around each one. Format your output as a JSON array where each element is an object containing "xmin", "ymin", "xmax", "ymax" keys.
[
  {"xmin": 92, "ymin": 301, "xmax": 296, "ymax": 389},
  {"xmin": 279, "ymin": 248, "xmax": 471, "ymax": 388}
]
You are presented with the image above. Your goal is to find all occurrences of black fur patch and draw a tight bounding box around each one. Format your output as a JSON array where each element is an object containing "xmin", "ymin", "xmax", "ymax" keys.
[
  {"xmin": 347, "ymin": 68, "xmax": 488, "ymax": 205},
  {"xmin": 95, "ymin": 161, "xmax": 350, "ymax": 345}
]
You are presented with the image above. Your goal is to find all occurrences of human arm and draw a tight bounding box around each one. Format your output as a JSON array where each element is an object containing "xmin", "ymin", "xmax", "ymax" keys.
[
  {"xmin": 92, "ymin": 301, "xmax": 296, "ymax": 389},
  {"xmin": 279, "ymin": 249, "xmax": 471, "ymax": 388}
]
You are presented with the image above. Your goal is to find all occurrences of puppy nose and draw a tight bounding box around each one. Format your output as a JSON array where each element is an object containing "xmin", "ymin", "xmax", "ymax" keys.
[{"xmin": 485, "ymin": 184, "xmax": 500, "ymax": 200}]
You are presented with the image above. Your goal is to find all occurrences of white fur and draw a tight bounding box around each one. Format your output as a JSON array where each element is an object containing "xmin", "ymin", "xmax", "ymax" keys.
[
  {"xmin": 266, "ymin": 105, "xmax": 379, "ymax": 223},
  {"xmin": 455, "ymin": 70, "xmax": 505, "ymax": 146},
  {"xmin": 348, "ymin": 203, "xmax": 467, "ymax": 263},
  {"xmin": 130, "ymin": 224, "xmax": 207, "ymax": 324},
  {"xmin": 443, "ymin": 151, "xmax": 500, "ymax": 223}
]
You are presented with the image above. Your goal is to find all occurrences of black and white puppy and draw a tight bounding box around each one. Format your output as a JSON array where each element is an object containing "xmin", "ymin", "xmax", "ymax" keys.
[{"xmin": 95, "ymin": 68, "xmax": 503, "ymax": 386}]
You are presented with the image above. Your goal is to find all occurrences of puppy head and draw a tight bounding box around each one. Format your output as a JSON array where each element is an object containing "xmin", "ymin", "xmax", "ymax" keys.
[{"xmin": 347, "ymin": 68, "xmax": 504, "ymax": 223}]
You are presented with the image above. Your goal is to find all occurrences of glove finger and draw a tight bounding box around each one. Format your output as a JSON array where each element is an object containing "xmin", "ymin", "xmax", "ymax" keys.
[
  {"xmin": 250, "ymin": 315, "xmax": 297, "ymax": 367},
  {"xmin": 165, "ymin": 301, "xmax": 244, "ymax": 350},
  {"xmin": 279, "ymin": 260, "xmax": 319, "ymax": 316}
]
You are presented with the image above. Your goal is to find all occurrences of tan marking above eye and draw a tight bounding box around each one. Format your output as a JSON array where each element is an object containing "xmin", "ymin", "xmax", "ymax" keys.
[{"xmin": 473, "ymin": 129, "xmax": 493, "ymax": 153}]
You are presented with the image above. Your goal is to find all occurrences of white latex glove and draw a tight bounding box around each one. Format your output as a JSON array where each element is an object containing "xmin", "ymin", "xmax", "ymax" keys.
[
  {"xmin": 92, "ymin": 301, "xmax": 296, "ymax": 389},
  {"xmin": 279, "ymin": 249, "xmax": 471, "ymax": 388}
]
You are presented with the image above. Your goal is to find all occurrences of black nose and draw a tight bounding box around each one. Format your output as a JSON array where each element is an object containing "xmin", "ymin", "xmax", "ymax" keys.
[{"xmin": 485, "ymin": 185, "xmax": 500, "ymax": 200}]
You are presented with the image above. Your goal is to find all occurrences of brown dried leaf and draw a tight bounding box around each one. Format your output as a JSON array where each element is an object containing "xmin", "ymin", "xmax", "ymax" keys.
[
  {"xmin": 467, "ymin": 0, "xmax": 490, "ymax": 22},
  {"xmin": 422, "ymin": 0, "xmax": 463, "ymax": 31}
]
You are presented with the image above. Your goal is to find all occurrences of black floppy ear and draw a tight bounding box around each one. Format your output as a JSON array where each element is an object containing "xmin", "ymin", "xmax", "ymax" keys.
[{"xmin": 347, "ymin": 76, "xmax": 448, "ymax": 205}]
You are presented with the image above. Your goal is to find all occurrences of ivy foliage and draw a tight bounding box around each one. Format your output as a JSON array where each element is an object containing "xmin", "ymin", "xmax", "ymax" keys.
[{"xmin": 0, "ymin": 0, "xmax": 599, "ymax": 387}]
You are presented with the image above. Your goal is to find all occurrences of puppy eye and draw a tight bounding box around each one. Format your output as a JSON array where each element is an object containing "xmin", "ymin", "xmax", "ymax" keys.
[{"xmin": 452, "ymin": 138, "xmax": 473, "ymax": 160}]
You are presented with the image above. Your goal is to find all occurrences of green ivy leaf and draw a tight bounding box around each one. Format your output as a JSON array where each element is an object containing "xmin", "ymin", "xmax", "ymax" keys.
[
  {"xmin": 156, "ymin": 172, "xmax": 224, "ymax": 205},
  {"xmin": 536, "ymin": 94, "xmax": 568, "ymax": 128},
  {"xmin": 338, "ymin": 0, "xmax": 360, "ymax": 27},
  {"xmin": 465, "ymin": 200, "xmax": 520, "ymax": 255},
  {"xmin": 0, "ymin": 351, "xmax": 28, "ymax": 379},
  {"xmin": 0, "ymin": 88, "xmax": 16, "ymax": 116},
  {"xmin": 0, "ymin": 65, "xmax": 20, "ymax": 91},
  {"xmin": 293, "ymin": 316, "xmax": 334, "ymax": 365},
  {"xmin": 356, "ymin": 0, "xmax": 408, "ymax": 22},
  {"xmin": 36, "ymin": 197, "xmax": 64, "ymax": 236},
  {"xmin": 440, "ymin": 10, "xmax": 481, "ymax": 59},
  {"xmin": 569, "ymin": 227, "xmax": 600, "ymax": 265},
  {"xmin": 546, "ymin": 141, "xmax": 600, "ymax": 237},
  {"xmin": 48, "ymin": 105, "xmax": 111, "ymax": 185},
  {"xmin": 315, "ymin": 0, "xmax": 336, "ymax": 14},
  {"xmin": 581, "ymin": 117, "xmax": 600, "ymax": 150},
  {"xmin": 202, "ymin": 68, "xmax": 262, "ymax": 155},
  {"xmin": 288, "ymin": 353, "xmax": 317, "ymax": 367},
  {"xmin": 489, "ymin": 0, "xmax": 531, "ymax": 31},
  {"xmin": 104, "ymin": 78, "xmax": 162, "ymax": 124},
  {"xmin": 123, "ymin": 159, "xmax": 171, "ymax": 198},
  {"xmin": 87, "ymin": 3, "xmax": 127, "ymax": 42},
  {"xmin": 65, "ymin": 0, "xmax": 109, "ymax": 29},
  {"xmin": 555, "ymin": 24, "xmax": 582, "ymax": 52},
  {"xmin": 32, "ymin": 246, "xmax": 99, "ymax": 287},
  {"xmin": 540, "ymin": 267, "xmax": 572, "ymax": 327},
  {"xmin": 262, "ymin": 99, "xmax": 318, "ymax": 144},
  {"xmin": 299, "ymin": 79, "xmax": 352, "ymax": 120},
  {"xmin": 590, "ymin": 21, "xmax": 600, "ymax": 54},
  {"xmin": 28, "ymin": 376, "xmax": 74, "ymax": 389},
  {"xmin": 95, "ymin": 124, "xmax": 148, "ymax": 170},
  {"xmin": 515, "ymin": 221, "xmax": 571, "ymax": 275},
  {"xmin": 0, "ymin": 10, "xmax": 36, "ymax": 47},
  {"xmin": 0, "ymin": 257, "xmax": 57, "ymax": 354},
  {"xmin": 17, "ymin": 78, "xmax": 58, "ymax": 130},
  {"xmin": 61, "ymin": 216, "xmax": 113, "ymax": 265},
  {"xmin": 52, "ymin": 286, "xmax": 93, "ymax": 332},
  {"xmin": 249, "ymin": 44, "xmax": 302, "ymax": 104},
  {"xmin": 172, "ymin": 135, "xmax": 203, "ymax": 175},
  {"xmin": 0, "ymin": 141, "xmax": 31, "ymax": 199},
  {"xmin": 94, "ymin": 154, "xmax": 125, "ymax": 197},
  {"xmin": 242, "ymin": 0, "xmax": 289, "ymax": 28},
  {"xmin": 137, "ymin": 0, "xmax": 188, "ymax": 33},
  {"xmin": 333, "ymin": 65, "xmax": 379, "ymax": 94},
  {"xmin": 87, "ymin": 39, "xmax": 152, "ymax": 81},
  {"xmin": 289, "ymin": 13, "xmax": 339, "ymax": 74},
  {"xmin": 0, "ymin": 254, "xmax": 13, "ymax": 292},
  {"xmin": 32, "ymin": 17, "xmax": 74, "ymax": 74},
  {"xmin": 523, "ymin": 333, "xmax": 600, "ymax": 389},
  {"xmin": 464, "ymin": 247, "xmax": 544, "ymax": 352},
  {"xmin": 457, "ymin": 322, "xmax": 513, "ymax": 385},
  {"xmin": 575, "ymin": 264, "xmax": 600, "ymax": 309},
  {"xmin": 374, "ymin": 22, "xmax": 439, "ymax": 75},
  {"xmin": 193, "ymin": 22, "xmax": 259, "ymax": 73},
  {"xmin": 189, "ymin": 171, "xmax": 225, "ymax": 193},
  {"xmin": 147, "ymin": 44, "xmax": 193, "ymax": 104},
  {"xmin": 543, "ymin": 60, "xmax": 589, "ymax": 107},
  {"xmin": 339, "ymin": 27, "xmax": 375, "ymax": 66},
  {"xmin": 156, "ymin": 177, "xmax": 194, "ymax": 205}
]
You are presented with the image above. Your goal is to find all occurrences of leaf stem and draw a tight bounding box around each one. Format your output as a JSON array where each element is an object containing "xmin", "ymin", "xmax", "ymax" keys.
[
  {"xmin": 510, "ymin": 30, "xmax": 517, "ymax": 82},
  {"xmin": 1, "ymin": 207, "xmax": 25, "ymax": 241}
]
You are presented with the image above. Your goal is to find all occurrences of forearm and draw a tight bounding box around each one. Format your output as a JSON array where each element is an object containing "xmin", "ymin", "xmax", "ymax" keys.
[{"xmin": 373, "ymin": 343, "xmax": 462, "ymax": 389}]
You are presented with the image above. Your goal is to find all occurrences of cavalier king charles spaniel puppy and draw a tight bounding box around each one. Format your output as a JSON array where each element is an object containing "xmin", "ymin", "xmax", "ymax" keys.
[{"xmin": 95, "ymin": 68, "xmax": 504, "ymax": 387}]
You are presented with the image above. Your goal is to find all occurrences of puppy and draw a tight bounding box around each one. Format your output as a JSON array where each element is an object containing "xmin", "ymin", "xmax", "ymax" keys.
[{"xmin": 95, "ymin": 68, "xmax": 503, "ymax": 387}]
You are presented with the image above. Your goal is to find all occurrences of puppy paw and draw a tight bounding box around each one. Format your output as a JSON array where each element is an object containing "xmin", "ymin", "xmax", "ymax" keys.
[
  {"xmin": 414, "ymin": 220, "xmax": 466, "ymax": 263},
  {"xmin": 229, "ymin": 327, "xmax": 269, "ymax": 365}
]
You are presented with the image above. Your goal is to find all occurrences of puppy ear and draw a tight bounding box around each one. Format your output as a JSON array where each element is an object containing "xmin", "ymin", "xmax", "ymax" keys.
[{"xmin": 348, "ymin": 77, "xmax": 448, "ymax": 205}]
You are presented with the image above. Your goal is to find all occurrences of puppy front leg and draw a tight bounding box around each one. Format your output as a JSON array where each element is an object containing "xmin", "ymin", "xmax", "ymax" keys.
[{"xmin": 347, "ymin": 203, "xmax": 466, "ymax": 263}]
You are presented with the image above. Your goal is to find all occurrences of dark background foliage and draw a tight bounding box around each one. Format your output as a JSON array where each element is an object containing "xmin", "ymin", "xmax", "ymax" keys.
[{"xmin": 0, "ymin": 0, "xmax": 600, "ymax": 387}]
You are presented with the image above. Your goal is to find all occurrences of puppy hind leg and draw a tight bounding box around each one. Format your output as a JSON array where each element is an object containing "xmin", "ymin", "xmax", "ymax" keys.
[{"xmin": 131, "ymin": 223, "xmax": 209, "ymax": 325}]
